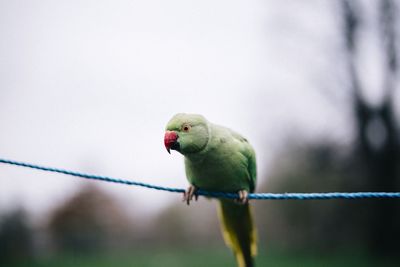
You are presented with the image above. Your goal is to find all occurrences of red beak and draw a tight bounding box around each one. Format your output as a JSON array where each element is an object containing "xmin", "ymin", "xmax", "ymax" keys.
[{"xmin": 164, "ymin": 131, "xmax": 178, "ymax": 154}]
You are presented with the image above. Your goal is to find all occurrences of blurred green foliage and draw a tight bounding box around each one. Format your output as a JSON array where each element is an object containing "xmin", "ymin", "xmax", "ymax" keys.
[{"xmin": 0, "ymin": 208, "xmax": 34, "ymax": 264}]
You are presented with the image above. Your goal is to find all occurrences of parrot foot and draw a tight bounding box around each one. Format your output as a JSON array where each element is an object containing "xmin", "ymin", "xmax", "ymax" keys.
[
  {"xmin": 183, "ymin": 185, "xmax": 198, "ymax": 205},
  {"xmin": 235, "ymin": 190, "xmax": 249, "ymax": 204}
]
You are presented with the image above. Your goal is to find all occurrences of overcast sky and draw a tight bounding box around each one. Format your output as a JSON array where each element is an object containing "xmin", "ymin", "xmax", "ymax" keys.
[{"xmin": 1, "ymin": 0, "xmax": 391, "ymax": 221}]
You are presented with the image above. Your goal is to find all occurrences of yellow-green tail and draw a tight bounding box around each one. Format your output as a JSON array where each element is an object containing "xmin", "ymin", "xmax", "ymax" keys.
[{"xmin": 217, "ymin": 200, "xmax": 257, "ymax": 267}]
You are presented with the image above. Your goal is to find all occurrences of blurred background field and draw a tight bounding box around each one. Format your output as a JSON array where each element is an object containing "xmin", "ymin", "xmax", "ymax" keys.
[
  {"xmin": 1, "ymin": 0, "xmax": 400, "ymax": 266},
  {"xmin": 7, "ymin": 248, "xmax": 400, "ymax": 267}
]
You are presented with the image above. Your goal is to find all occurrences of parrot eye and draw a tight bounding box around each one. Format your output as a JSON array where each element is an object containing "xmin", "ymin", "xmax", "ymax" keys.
[{"xmin": 182, "ymin": 124, "xmax": 191, "ymax": 132}]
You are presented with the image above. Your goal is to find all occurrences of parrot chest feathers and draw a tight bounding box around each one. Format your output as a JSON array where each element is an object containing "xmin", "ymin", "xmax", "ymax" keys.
[{"xmin": 184, "ymin": 129, "xmax": 253, "ymax": 192}]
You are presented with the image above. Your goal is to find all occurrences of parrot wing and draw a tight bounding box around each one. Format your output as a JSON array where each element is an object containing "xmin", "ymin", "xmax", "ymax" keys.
[{"xmin": 229, "ymin": 129, "xmax": 257, "ymax": 193}]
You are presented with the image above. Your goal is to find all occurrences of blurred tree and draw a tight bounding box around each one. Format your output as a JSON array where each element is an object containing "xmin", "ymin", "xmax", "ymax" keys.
[
  {"xmin": 258, "ymin": 0, "xmax": 400, "ymax": 258},
  {"xmin": 0, "ymin": 207, "xmax": 34, "ymax": 264},
  {"xmin": 256, "ymin": 142, "xmax": 355, "ymax": 251},
  {"xmin": 47, "ymin": 184, "xmax": 134, "ymax": 255},
  {"xmin": 340, "ymin": 0, "xmax": 400, "ymax": 257}
]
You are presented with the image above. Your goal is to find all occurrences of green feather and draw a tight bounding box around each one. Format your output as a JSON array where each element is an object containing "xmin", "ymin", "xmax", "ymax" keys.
[{"xmin": 166, "ymin": 113, "xmax": 258, "ymax": 267}]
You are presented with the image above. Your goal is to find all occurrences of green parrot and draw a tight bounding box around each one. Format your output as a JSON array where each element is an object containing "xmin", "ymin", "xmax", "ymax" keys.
[{"xmin": 164, "ymin": 113, "xmax": 257, "ymax": 267}]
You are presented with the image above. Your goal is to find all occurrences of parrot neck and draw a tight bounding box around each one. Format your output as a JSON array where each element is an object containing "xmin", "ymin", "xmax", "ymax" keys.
[{"xmin": 184, "ymin": 123, "xmax": 213, "ymax": 163}]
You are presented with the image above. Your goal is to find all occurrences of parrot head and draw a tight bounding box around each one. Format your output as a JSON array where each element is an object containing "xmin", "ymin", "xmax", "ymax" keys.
[{"xmin": 164, "ymin": 113, "xmax": 210, "ymax": 155}]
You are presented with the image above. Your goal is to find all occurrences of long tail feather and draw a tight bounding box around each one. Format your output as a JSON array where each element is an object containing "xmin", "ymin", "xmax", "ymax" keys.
[{"xmin": 217, "ymin": 200, "xmax": 257, "ymax": 267}]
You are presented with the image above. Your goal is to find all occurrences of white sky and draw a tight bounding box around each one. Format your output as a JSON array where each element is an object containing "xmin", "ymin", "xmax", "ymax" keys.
[{"xmin": 1, "ymin": 0, "xmax": 393, "ymax": 220}]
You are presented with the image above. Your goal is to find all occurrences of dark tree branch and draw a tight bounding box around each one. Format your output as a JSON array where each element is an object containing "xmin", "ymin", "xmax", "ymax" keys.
[
  {"xmin": 339, "ymin": 0, "xmax": 400, "ymax": 257},
  {"xmin": 379, "ymin": 0, "xmax": 398, "ymax": 102}
]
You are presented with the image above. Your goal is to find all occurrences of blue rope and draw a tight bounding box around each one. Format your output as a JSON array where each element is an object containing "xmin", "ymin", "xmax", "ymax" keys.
[{"xmin": 1, "ymin": 158, "xmax": 400, "ymax": 200}]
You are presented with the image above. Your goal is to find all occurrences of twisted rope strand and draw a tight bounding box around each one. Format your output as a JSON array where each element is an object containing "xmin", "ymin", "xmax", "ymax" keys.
[{"xmin": 1, "ymin": 158, "xmax": 399, "ymax": 200}]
